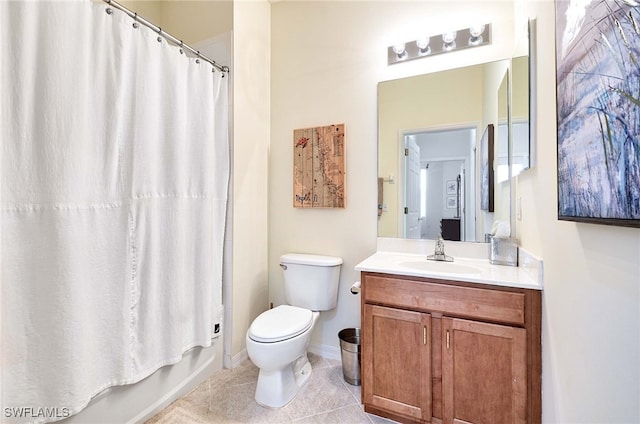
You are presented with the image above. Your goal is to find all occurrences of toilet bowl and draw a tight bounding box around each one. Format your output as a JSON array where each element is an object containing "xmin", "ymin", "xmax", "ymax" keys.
[
  {"xmin": 245, "ymin": 253, "xmax": 342, "ymax": 409},
  {"xmin": 246, "ymin": 305, "xmax": 320, "ymax": 408}
]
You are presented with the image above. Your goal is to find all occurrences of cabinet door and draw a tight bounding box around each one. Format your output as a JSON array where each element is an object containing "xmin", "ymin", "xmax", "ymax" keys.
[
  {"xmin": 442, "ymin": 317, "xmax": 526, "ymax": 424},
  {"xmin": 363, "ymin": 304, "xmax": 431, "ymax": 422}
]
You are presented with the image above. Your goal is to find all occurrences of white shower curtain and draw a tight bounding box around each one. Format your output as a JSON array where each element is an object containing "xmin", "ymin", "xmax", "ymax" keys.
[{"xmin": 0, "ymin": 1, "xmax": 229, "ymax": 422}]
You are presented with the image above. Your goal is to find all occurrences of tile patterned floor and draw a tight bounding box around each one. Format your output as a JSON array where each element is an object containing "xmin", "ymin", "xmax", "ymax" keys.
[{"xmin": 146, "ymin": 353, "xmax": 398, "ymax": 423}]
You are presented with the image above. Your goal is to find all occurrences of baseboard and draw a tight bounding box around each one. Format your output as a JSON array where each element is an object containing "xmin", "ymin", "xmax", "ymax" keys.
[
  {"xmin": 308, "ymin": 343, "xmax": 341, "ymax": 362},
  {"xmin": 231, "ymin": 348, "xmax": 249, "ymax": 368}
]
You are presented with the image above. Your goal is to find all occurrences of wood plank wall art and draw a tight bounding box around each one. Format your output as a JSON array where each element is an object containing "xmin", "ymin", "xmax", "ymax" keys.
[{"xmin": 293, "ymin": 124, "xmax": 345, "ymax": 208}]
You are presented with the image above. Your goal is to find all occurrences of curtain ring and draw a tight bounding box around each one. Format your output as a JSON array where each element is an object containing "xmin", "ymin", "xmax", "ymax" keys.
[
  {"xmin": 132, "ymin": 13, "xmax": 139, "ymax": 28},
  {"xmin": 157, "ymin": 27, "xmax": 162, "ymax": 43},
  {"xmin": 196, "ymin": 51, "xmax": 200, "ymax": 64},
  {"xmin": 105, "ymin": 7, "xmax": 113, "ymax": 15},
  {"xmin": 179, "ymin": 41, "xmax": 184, "ymax": 55}
]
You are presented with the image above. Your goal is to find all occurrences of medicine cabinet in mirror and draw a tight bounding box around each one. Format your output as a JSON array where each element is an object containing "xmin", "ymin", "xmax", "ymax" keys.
[{"xmin": 377, "ymin": 50, "xmax": 531, "ymax": 242}]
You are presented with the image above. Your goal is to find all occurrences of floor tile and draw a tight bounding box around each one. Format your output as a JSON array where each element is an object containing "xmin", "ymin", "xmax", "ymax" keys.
[
  {"xmin": 329, "ymin": 363, "xmax": 361, "ymax": 403},
  {"xmin": 292, "ymin": 404, "xmax": 371, "ymax": 424},
  {"xmin": 147, "ymin": 354, "xmax": 398, "ymax": 424},
  {"xmin": 279, "ymin": 367, "xmax": 357, "ymax": 421}
]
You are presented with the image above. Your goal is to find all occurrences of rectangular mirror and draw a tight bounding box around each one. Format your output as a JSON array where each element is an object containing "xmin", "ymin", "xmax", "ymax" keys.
[
  {"xmin": 377, "ymin": 22, "xmax": 533, "ymax": 242},
  {"xmin": 511, "ymin": 55, "xmax": 530, "ymax": 178}
]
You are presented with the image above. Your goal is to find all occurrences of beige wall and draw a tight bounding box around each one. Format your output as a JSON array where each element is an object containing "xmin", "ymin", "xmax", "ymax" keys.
[
  {"xmin": 231, "ymin": 0, "xmax": 270, "ymax": 359},
  {"xmin": 119, "ymin": 0, "xmax": 162, "ymax": 24},
  {"xmin": 160, "ymin": 1, "xmax": 232, "ymax": 44},
  {"xmin": 119, "ymin": 1, "xmax": 232, "ymax": 44},
  {"xmin": 512, "ymin": 55, "xmax": 529, "ymax": 120}
]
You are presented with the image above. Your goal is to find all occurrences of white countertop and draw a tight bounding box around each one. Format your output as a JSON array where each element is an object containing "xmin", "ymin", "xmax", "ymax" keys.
[{"xmin": 355, "ymin": 251, "xmax": 543, "ymax": 290}]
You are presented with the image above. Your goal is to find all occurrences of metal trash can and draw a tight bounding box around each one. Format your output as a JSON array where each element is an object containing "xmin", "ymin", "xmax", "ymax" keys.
[{"xmin": 338, "ymin": 328, "xmax": 361, "ymax": 386}]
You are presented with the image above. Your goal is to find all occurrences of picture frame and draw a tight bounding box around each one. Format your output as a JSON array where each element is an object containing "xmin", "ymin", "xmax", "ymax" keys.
[
  {"xmin": 446, "ymin": 196, "xmax": 457, "ymax": 209},
  {"xmin": 555, "ymin": 1, "xmax": 640, "ymax": 227},
  {"xmin": 480, "ymin": 124, "xmax": 494, "ymax": 212},
  {"xmin": 446, "ymin": 180, "xmax": 457, "ymax": 195}
]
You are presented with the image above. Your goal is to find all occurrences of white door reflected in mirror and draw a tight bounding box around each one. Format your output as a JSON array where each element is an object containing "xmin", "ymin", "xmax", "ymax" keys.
[{"xmin": 400, "ymin": 128, "xmax": 475, "ymax": 241}]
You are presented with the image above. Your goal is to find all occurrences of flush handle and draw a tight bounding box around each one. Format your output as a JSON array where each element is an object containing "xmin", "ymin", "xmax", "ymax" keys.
[{"xmin": 279, "ymin": 264, "xmax": 287, "ymax": 270}]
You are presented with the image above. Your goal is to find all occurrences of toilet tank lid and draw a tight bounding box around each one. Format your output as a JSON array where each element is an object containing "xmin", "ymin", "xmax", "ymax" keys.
[{"xmin": 280, "ymin": 253, "xmax": 343, "ymax": 266}]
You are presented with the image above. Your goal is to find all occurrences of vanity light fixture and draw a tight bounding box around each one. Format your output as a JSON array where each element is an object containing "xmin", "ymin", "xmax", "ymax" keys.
[{"xmin": 387, "ymin": 23, "xmax": 491, "ymax": 65}]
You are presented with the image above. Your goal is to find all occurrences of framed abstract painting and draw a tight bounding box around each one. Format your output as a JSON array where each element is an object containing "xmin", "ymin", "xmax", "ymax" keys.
[{"xmin": 555, "ymin": 0, "xmax": 640, "ymax": 227}]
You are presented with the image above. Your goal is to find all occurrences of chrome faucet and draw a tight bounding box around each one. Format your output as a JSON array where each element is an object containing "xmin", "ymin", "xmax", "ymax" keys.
[{"xmin": 427, "ymin": 235, "xmax": 453, "ymax": 262}]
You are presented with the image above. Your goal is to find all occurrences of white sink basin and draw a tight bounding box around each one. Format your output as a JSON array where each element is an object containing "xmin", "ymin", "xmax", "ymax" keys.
[{"xmin": 398, "ymin": 260, "xmax": 482, "ymax": 275}]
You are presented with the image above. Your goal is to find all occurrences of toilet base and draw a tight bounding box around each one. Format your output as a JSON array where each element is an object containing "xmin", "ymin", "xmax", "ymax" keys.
[{"xmin": 254, "ymin": 354, "xmax": 312, "ymax": 408}]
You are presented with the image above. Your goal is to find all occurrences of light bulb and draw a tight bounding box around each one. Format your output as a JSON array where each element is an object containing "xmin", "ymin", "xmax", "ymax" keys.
[
  {"xmin": 416, "ymin": 37, "xmax": 430, "ymax": 50},
  {"xmin": 469, "ymin": 24, "xmax": 485, "ymax": 38},
  {"xmin": 392, "ymin": 42, "xmax": 406, "ymax": 56},
  {"xmin": 442, "ymin": 31, "xmax": 457, "ymax": 44}
]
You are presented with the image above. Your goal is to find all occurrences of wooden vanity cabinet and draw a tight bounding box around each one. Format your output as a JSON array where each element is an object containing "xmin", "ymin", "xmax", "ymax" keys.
[
  {"xmin": 362, "ymin": 304, "xmax": 432, "ymax": 421},
  {"xmin": 360, "ymin": 272, "xmax": 541, "ymax": 424}
]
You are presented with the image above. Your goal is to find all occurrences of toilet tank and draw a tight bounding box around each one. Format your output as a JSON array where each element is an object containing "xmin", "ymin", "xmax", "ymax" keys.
[{"xmin": 280, "ymin": 253, "xmax": 342, "ymax": 311}]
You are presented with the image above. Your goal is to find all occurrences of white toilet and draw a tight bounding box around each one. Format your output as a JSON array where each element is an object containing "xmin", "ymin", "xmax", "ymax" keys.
[{"xmin": 246, "ymin": 253, "xmax": 342, "ymax": 408}]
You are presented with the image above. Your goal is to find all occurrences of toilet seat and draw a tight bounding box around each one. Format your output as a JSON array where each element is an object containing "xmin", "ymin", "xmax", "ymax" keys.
[{"xmin": 248, "ymin": 305, "xmax": 313, "ymax": 343}]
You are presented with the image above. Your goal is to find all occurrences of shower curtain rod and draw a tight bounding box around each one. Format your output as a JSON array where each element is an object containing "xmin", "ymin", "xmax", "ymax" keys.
[{"xmin": 102, "ymin": 0, "xmax": 229, "ymax": 74}]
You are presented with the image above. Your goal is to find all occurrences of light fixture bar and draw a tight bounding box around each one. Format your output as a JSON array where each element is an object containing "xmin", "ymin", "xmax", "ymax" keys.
[{"xmin": 388, "ymin": 23, "xmax": 492, "ymax": 66}]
